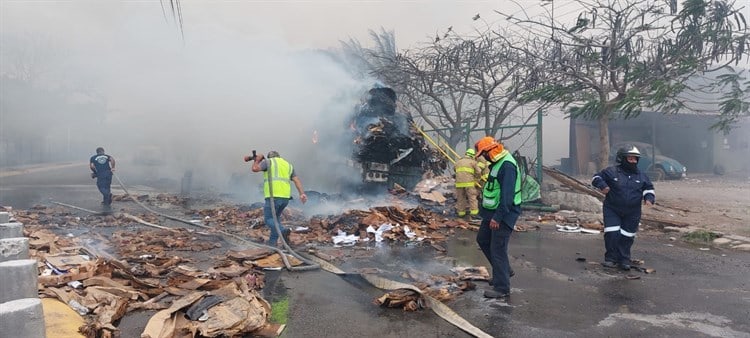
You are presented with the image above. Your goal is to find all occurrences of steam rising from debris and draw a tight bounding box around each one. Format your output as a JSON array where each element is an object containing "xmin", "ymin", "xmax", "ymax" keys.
[{"xmin": 0, "ymin": 3, "xmax": 376, "ymax": 203}]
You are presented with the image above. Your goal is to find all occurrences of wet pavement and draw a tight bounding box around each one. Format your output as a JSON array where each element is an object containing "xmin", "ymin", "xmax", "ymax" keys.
[
  {"xmin": 2, "ymin": 164, "xmax": 749, "ymax": 337},
  {"xmin": 276, "ymin": 229, "xmax": 750, "ymax": 337}
]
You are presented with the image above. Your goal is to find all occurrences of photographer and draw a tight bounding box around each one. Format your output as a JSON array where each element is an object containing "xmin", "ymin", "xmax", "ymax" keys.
[{"xmin": 249, "ymin": 150, "xmax": 307, "ymax": 246}]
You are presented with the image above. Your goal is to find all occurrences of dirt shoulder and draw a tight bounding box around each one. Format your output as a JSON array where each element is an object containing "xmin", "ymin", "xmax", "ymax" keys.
[{"xmin": 652, "ymin": 173, "xmax": 750, "ymax": 237}]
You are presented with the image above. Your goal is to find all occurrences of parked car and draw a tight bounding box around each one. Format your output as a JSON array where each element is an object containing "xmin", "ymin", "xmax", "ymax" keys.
[{"xmin": 611, "ymin": 141, "xmax": 687, "ymax": 180}]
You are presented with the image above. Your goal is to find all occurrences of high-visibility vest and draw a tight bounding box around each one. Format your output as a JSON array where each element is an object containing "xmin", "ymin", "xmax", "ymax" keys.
[
  {"xmin": 482, "ymin": 154, "xmax": 522, "ymax": 209},
  {"xmin": 263, "ymin": 157, "xmax": 292, "ymax": 198}
]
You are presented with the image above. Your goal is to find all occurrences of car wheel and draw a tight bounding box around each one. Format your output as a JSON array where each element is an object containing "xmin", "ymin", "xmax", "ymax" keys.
[{"xmin": 649, "ymin": 167, "xmax": 666, "ymax": 181}]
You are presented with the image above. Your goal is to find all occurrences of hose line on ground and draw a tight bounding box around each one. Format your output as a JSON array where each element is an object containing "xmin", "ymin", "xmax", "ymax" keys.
[
  {"xmin": 53, "ymin": 173, "xmax": 487, "ymax": 337},
  {"xmin": 112, "ymin": 173, "xmax": 318, "ymax": 271},
  {"xmin": 262, "ymin": 159, "xmax": 320, "ymax": 271}
]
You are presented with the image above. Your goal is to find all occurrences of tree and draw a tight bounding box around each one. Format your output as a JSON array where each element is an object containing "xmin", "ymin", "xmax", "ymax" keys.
[
  {"xmin": 339, "ymin": 28, "xmax": 548, "ymax": 149},
  {"xmin": 498, "ymin": 0, "xmax": 750, "ymax": 169}
]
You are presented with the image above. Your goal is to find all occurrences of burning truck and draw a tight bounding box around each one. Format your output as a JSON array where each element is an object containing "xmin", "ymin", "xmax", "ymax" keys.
[{"xmin": 345, "ymin": 86, "xmax": 446, "ymax": 190}]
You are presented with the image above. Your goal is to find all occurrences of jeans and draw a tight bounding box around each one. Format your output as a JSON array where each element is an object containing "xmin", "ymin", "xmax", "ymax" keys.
[
  {"xmin": 264, "ymin": 197, "xmax": 290, "ymax": 245},
  {"xmin": 476, "ymin": 216, "xmax": 513, "ymax": 294},
  {"xmin": 96, "ymin": 173, "xmax": 113, "ymax": 205}
]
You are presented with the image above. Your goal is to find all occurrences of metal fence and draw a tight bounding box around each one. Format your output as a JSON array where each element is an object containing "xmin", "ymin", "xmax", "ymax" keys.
[{"xmin": 417, "ymin": 110, "xmax": 544, "ymax": 183}]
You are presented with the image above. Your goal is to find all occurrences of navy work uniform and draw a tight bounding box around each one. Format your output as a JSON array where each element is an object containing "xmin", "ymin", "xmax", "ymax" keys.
[
  {"xmin": 90, "ymin": 150, "xmax": 115, "ymax": 205},
  {"xmin": 592, "ymin": 163, "xmax": 655, "ymax": 268},
  {"xmin": 477, "ymin": 147, "xmax": 521, "ymax": 298}
]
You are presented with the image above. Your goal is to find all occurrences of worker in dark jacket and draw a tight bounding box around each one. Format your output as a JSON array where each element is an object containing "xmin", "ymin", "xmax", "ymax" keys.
[
  {"xmin": 475, "ymin": 137, "xmax": 521, "ymax": 300},
  {"xmin": 90, "ymin": 147, "xmax": 115, "ymax": 206},
  {"xmin": 592, "ymin": 144, "xmax": 655, "ymax": 271}
]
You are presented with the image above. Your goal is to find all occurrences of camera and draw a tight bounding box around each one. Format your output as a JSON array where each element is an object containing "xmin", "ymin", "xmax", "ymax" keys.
[{"xmin": 243, "ymin": 150, "xmax": 257, "ymax": 162}]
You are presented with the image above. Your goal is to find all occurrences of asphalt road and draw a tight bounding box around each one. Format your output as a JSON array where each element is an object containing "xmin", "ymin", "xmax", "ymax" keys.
[{"xmin": 2, "ymin": 164, "xmax": 749, "ymax": 338}]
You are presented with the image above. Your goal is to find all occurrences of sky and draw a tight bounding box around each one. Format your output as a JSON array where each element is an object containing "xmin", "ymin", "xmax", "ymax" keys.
[{"xmin": 1, "ymin": 0, "xmax": 748, "ymax": 199}]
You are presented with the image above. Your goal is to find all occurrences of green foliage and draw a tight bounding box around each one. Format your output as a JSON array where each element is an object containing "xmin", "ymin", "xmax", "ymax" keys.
[
  {"xmin": 683, "ymin": 230, "xmax": 721, "ymax": 243},
  {"xmin": 270, "ymin": 296, "xmax": 290, "ymax": 324}
]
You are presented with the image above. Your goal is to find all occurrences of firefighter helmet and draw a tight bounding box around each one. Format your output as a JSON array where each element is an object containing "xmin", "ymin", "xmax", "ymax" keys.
[
  {"xmin": 616, "ymin": 144, "xmax": 640, "ymax": 163},
  {"xmin": 465, "ymin": 148, "xmax": 476, "ymax": 157}
]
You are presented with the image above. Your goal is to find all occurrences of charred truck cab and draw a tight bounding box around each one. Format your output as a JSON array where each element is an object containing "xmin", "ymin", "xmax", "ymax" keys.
[{"xmin": 347, "ymin": 87, "xmax": 444, "ymax": 191}]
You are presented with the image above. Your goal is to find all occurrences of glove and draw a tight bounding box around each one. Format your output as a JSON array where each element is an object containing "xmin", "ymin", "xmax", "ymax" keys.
[{"xmin": 91, "ymin": 172, "xmax": 97, "ymax": 179}]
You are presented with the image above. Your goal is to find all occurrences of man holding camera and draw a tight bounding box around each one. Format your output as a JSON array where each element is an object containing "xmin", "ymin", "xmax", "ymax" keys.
[{"xmin": 250, "ymin": 150, "xmax": 308, "ymax": 246}]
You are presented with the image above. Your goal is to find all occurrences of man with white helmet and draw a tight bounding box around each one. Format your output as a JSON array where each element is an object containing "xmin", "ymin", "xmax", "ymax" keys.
[{"xmin": 592, "ymin": 144, "xmax": 655, "ymax": 271}]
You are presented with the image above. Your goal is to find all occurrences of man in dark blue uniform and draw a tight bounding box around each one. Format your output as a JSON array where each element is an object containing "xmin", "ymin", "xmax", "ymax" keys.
[
  {"xmin": 474, "ymin": 137, "xmax": 521, "ymax": 300},
  {"xmin": 592, "ymin": 144, "xmax": 655, "ymax": 270},
  {"xmin": 90, "ymin": 147, "xmax": 116, "ymax": 206}
]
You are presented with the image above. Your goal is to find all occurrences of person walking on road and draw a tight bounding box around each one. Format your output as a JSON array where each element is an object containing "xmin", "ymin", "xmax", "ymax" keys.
[
  {"xmin": 90, "ymin": 147, "xmax": 115, "ymax": 206},
  {"xmin": 454, "ymin": 148, "xmax": 481, "ymax": 219},
  {"xmin": 591, "ymin": 144, "xmax": 655, "ymax": 271},
  {"xmin": 474, "ymin": 137, "xmax": 522, "ymax": 300},
  {"xmin": 251, "ymin": 150, "xmax": 308, "ymax": 246}
]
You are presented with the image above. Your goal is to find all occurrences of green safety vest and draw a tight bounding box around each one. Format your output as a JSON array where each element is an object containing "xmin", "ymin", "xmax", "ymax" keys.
[
  {"xmin": 263, "ymin": 158, "xmax": 292, "ymax": 198},
  {"xmin": 482, "ymin": 155, "xmax": 522, "ymax": 209}
]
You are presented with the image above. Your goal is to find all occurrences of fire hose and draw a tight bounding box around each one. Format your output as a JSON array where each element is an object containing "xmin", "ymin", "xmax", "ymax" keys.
[
  {"xmin": 307, "ymin": 254, "xmax": 493, "ymax": 338},
  {"xmin": 112, "ymin": 173, "xmax": 319, "ymax": 272},
  {"xmin": 55, "ymin": 171, "xmax": 491, "ymax": 337},
  {"xmin": 261, "ymin": 160, "xmax": 320, "ymax": 271}
]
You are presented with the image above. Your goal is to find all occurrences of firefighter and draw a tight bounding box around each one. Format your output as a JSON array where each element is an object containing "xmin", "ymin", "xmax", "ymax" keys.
[
  {"xmin": 476, "ymin": 152, "xmax": 490, "ymax": 185},
  {"xmin": 474, "ymin": 137, "xmax": 521, "ymax": 300},
  {"xmin": 454, "ymin": 148, "xmax": 481, "ymax": 219},
  {"xmin": 251, "ymin": 150, "xmax": 308, "ymax": 246},
  {"xmin": 591, "ymin": 144, "xmax": 655, "ymax": 271},
  {"xmin": 89, "ymin": 147, "xmax": 115, "ymax": 206}
]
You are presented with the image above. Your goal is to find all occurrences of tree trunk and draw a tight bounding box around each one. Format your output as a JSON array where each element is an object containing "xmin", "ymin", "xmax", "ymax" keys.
[{"xmin": 597, "ymin": 115, "xmax": 610, "ymax": 170}]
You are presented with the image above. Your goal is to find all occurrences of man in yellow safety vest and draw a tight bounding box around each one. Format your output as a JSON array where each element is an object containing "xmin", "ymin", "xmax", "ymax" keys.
[{"xmin": 252, "ymin": 150, "xmax": 308, "ymax": 246}]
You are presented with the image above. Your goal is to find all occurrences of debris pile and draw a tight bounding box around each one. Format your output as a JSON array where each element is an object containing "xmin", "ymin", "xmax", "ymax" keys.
[{"xmin": 24, "ymin": 225, "xmax": 289, "ymax": 337}]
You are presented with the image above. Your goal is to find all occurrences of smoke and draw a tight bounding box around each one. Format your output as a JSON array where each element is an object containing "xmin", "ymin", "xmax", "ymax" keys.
[{"xmin": 0, "ymin": 2, "xmax": 376, "ymax": 202}]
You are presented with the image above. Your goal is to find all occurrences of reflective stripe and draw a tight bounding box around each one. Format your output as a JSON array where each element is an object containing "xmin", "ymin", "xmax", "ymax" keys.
[
  {"xmin": 643, "ymin": 189, "xmax": 655, "ymax": 196},
  {"xmin": 455, "ymin": 182, "xmax": 474, "ymax": 188},
  {"xmin": 457, "ymin": 211, "xmax": 466, "ymax": 216},
  {"xmin": 620, "ymin": 229, "xmax": 636, "ymax": 237},
  {"xmin": 469, "ymin": 209, "xmax": 479, "ymax": 215},
  {"xmin": 604, "ymin": 226, "xmax": 621, "ymax": 232},
  {"xmin": 456, "ymin": 167, "xmax": 475, "ymax": 173}
]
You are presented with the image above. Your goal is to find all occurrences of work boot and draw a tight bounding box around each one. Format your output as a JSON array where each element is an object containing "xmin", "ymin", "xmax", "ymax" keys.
[
  {"xmin": 483, "ymin": 289, "xmax": 510, "ymax": 299},
  {"xmin": 601, "ymin": 261, "xmax": 617, "ymax": 269},
  {"xmin": 618, "ymin": 263, "xmax": 631, "ymax": 271}
]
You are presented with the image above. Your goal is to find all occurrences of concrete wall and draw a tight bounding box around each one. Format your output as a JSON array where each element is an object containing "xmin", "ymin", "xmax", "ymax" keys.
[{"xmin": 0, "ymin": 214, "xmax": 46, "ymax": 337}]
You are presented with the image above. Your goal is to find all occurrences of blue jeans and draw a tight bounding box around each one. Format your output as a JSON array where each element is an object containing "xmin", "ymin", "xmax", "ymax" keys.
[
  {"xmin": 264, "ymin": 197, "xmax": 289, "ymax": 245},
  {"xmin": 476, "ymin": 212, "xmax": 514, "ymax": 294},
  {"xmin": 96, "ymin": 173, "xmax": 113, "ymax": 205}
]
